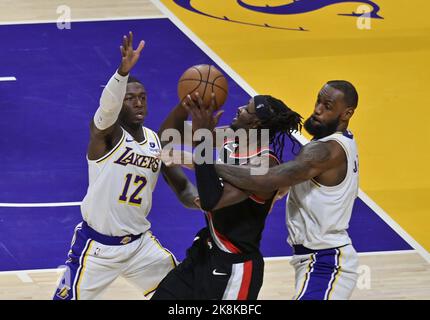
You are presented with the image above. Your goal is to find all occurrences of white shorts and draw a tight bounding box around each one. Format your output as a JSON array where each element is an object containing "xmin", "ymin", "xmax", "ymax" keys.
[
  {"xmin": 53, "ymin": 222, "xmax": 177, "ymax": 300},
  {"xmin": 290, "ymin": 244, "xmax": 359, "ymax": 300}
]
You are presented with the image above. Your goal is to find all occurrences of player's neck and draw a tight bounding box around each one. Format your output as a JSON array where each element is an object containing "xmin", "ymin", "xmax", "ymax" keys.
[
  {"xmin": 313, "ymin": 125, "xmax": 350, "ymax": 140},
  {"xmin": 336, "ymin": 122, "xmax": 348, "ymax": 133},
  {"xmin": 121, "ymin": 122, "xmax": 145, "ymax": 141}
]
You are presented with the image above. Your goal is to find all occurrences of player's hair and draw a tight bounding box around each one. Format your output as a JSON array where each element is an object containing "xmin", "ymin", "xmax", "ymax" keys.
[
  {"xmin": 127, "ymin": 75, "xmax": 143, "ymax": 84},
  {"xmin": 258, "ymin": 96, "xmax": 303, "ymax": 160},
  {"xmin": 327, "ymin": 80, "xmax": 358, "ymax": 109}
]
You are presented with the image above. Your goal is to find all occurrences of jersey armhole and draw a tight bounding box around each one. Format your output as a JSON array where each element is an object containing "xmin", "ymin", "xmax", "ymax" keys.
[
  {"xmin": 146, "ymin": 127, "xmax": 162, "ymax": 150},
  {"xmin": 87, "ymin": 129, "xmax": 126, "ymax": 163},
  {"xmin": 325, "ymin": 137, "xmax": 350, "ymax": 162},
  {"xmin": 315, "ymin": 138, "xmax": 350, "ymax": 188},
  {"xmin": 144, "ymin": 127, "xmax": 162, "ymax": 191}
]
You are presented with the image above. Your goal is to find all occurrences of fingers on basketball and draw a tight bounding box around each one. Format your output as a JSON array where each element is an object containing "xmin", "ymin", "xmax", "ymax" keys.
[{"xmin": 177, "ymin": 64, "xmax": 228, "ymax": 110}]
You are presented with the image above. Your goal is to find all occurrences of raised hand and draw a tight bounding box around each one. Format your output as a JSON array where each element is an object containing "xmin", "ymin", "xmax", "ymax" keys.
[
  {"xmin": 183, "ymin": 92, "xmax": 224, "ymax": 132},
  {"xmin": 118, "ymin": 31, "xmax": 145, "ymax": 76}
]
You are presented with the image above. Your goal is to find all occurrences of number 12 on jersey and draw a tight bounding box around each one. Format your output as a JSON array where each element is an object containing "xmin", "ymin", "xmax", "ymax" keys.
[{"xmin": 118, "ymin": 173, "xmax": 147, "ymax": 206}]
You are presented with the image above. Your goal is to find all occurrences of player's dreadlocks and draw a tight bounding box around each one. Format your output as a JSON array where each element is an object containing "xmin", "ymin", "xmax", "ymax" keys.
[{"xmin": 255, "ymin": 95, "xmax": 303, "ymax": 161}]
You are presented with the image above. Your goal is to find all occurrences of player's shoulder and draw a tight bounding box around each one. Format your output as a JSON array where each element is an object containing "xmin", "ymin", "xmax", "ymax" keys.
[
  {"xmin": 141, "ymin": 126, "xmax": 157, "ymax": 137},
  {"xmin": 301, "ymin": 140, "xmax": 335, "ymax": 159},
  {"xmin": 141, "ymin": 126, "xmax": 159, "ymax": 140},
  {"xmin": 142, "ymin": 126, "xmax": 162, "ymax": 149},
  {"xmin": 319, "ymin": 131, "xmax": 357, "ymax": 157},
  {"xmin": 318, "ymin": 130, "xmax": 355, "ymax": 146},
  {"xmin": 300, "ymin": 140, "xmax": 346, "ymax": 168}
]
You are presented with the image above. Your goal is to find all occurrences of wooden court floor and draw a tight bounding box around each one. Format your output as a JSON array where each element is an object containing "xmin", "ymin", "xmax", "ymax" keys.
[
  {"xmin": 0, "ymin": 252, "xmax": 429, "ymax": 300},
  {"xmin": 0, "ymin": 0, "xmax": 429, "ymax": 300}
]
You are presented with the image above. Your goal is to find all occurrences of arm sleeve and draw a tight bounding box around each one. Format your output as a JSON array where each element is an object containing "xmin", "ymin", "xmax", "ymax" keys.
[
  {"xmin": 195, "ymin": 163, "xmax": 224, "ymax": 212},
  {"xmin": 93, "ymin": 71, "xmax": 129, "ymax": 130}
]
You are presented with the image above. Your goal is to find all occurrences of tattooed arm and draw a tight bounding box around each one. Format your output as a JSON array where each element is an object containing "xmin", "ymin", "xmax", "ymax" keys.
[{"xmin": 214, "ymin": 140, "xmax": 346, "ymax": 192}]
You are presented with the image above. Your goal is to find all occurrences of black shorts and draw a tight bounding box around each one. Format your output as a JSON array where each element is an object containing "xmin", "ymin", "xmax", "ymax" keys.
[{"xmin": 151, "ymin": 228, "xmax": 264, "ymax": 300}]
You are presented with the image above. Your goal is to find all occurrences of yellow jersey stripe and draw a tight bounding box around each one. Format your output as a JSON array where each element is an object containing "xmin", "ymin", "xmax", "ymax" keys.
[
  {"xmin": 138, "ymin": 127, "xmax": 148, "ymax": 145},
  {"xmin": 149, "ymin": 129, "xmax": 161, "ymax": 149},
  {"xmin": 295, "ymin": 253, "xmax": 315, "ymax": 300},
  {"xmin": 76, "ymin": 240, "xmax": 94, "ymax": 300},
  {"xmin": 149, "ymin": 233, "xmax": 177, "ymax": 268},
  {"xmin": 327, "ymin": 248, "xmax": 343, "ymax": 300},
  {"xmin": 95, "ymin": 130, "xmax": 126, "ymax": 163},
  {"xmin": 143, "ymin": 286, "xmax": 158, "ymax": 297},
  {"xmin": 310, "ymin": 178, "xmax": 321, "ymax": 187}
]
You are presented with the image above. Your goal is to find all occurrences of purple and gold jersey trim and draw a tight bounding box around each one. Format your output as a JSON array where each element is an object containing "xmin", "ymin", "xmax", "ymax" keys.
[
  {"xmin": 148, "ymin": 129, "xmax": 161, "ymax": 150},
  {"xmin": 138, "ymin": 128, "xmax": 148, "ymax": 145},
  {"xmin": 94, "ymin": 130, "xmax": 126, "ymax": 164},
  {"xmin": 295, "ymin": 248, "xmax": 343, "ymax": 300}
]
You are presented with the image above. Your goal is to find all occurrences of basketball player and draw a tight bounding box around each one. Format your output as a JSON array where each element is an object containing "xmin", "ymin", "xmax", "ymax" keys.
[
  {"xmin": 53, "ymin": 32, "xmax": 197, "ymax": 300},
  {"xmin": 152, "ymin": 93, "xmax": 302, "ymax": 300},
  {"xmin": 213, "ymin": 81, "xmax": 360, "ymax": 300}
]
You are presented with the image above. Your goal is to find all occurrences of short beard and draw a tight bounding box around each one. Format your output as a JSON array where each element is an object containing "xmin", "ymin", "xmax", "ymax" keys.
[
  {"xmin": 304, "ymin": 116, "xmax": 340, "ymax": 139},
  {"xmin": 119, "ymin": 117, "xmax": 143, "ymax": 130}
]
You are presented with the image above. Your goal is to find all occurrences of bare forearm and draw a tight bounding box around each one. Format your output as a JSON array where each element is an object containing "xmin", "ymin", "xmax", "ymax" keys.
[
  {"xmin": 214, "ymin": 164, "xmax": 274, "ymax": 192},
  {"xmin": 159, "ymin": 104, "xmax": 188, "ymax": 138},
  {"xmin": 178, "ymin": 182, "xmax": 199, "ymax": 209},
  {"xmin": 161, "ymin": 165, "xmax": 199, "ymax": 209},
  {"xmin": 215, "ymin": 161, "xmax": 314, "ymax": 192}
]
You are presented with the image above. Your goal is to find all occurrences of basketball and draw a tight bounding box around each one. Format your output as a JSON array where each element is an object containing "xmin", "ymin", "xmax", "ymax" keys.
[{"xmin": 177, "ymin": 64, "xmax": 228, "ymax": 109}]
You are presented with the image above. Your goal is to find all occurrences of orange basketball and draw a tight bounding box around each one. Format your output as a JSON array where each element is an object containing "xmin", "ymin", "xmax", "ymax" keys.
[{"xmin": 177, "ymin": 64, "xmax": 228, "ymax": 109}]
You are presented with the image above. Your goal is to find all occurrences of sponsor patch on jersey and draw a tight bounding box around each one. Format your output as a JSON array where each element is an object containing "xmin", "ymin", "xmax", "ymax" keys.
[{"xmin": 149, "ymin": 142, "xmax": 160, "ymax": 154}]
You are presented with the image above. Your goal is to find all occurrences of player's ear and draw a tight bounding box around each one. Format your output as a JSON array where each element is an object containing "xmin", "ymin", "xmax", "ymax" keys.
[{"xmin": 342, "ymin": 107, "xmax": 355, "ymax": 121}]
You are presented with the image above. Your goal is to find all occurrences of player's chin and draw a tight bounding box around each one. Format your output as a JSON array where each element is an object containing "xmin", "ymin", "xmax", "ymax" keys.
[{"xmin": 131, "ymin": 117, "xmax": 145, "ymax": 125}]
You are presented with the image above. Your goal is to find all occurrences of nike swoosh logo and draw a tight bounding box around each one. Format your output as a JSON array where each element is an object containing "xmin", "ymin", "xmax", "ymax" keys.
[
  {"xmin": 126, "ymin": 139, "xmax": 134, "ymax": 142},
  {"xmin": 212, "ymin": 269, "xmax": 228, "ymax": 276},
  {"xmin": 114, "ymin": 77, "xmax": 120, "ymax": 82}
]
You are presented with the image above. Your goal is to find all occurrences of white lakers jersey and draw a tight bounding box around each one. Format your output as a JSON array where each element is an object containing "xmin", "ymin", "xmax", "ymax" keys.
[
  {"xmin": 81, "ymin": 126, "xmax": 162, "ymax": 236},
  {"xmin": 286, "ymin": 130, "xmax": 359, "ymax": 250}
]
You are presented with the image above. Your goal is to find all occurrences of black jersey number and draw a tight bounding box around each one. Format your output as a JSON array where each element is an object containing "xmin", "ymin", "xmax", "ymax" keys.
[{"xmin": 119, "ymin": 174, "xmax": 147, "ymax": 206}]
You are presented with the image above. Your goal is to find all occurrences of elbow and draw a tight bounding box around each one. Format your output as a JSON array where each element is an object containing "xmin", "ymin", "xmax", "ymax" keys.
[
  {"xmin": 198, "ymin": 190, "xmax": 222, "ymax": 211},
  {"xmin": 199, "ymin": 199, "xmax": 217, "ymax": 212},
  {"xmin": 181, "ymin": 198, "xmax": 197, "ymax": 210}
]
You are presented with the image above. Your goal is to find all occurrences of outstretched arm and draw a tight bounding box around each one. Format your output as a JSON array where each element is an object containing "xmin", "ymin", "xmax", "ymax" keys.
[
  {"xmin": 161, "ymin": 164, "xmax": 199, "ymax": 209},
  {"xmin": 195, "ymin": 182, "xmax": 250, "ymax": 211},
  {"xmin": 88, "ymin": 32, "xmax": 145, "ymax": 160},
  {"xmin": 214, "ymin": 140, "xmax": 345, "ymax": 192},
  {"xmin": 182, "ymin": 92, "xmax": 268, "ymax": 211},
  {"xmin": 158, "ymin": 103, "xmax": 188, "ymax": 139},
  {"xmin": 158, "ymin": 90, "xmax": 201, "ymax": 209}
]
